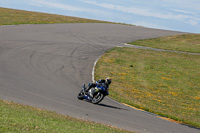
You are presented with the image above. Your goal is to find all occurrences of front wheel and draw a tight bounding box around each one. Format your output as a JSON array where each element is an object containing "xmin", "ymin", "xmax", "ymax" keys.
[
  {"xmin": 77, "ymin": 90, "xmax": 85, "ymax": 100},
  {"xmin": 92, "ymin": 92, "xmax": 104, "ymax": 104}
]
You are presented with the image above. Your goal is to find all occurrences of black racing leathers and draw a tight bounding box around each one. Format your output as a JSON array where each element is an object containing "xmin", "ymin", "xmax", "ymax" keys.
[{"xmin": 86, "ymin": 79, "xmax": 109, "ymax": 92}]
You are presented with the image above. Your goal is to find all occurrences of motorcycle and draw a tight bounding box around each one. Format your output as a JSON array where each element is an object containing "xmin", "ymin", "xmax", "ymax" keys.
[{"xmin": 77, "ymin": 83, "xmax": 109, "ymax": 104}]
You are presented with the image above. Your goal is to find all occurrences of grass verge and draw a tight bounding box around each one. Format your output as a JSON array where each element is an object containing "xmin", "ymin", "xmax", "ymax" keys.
[
  {"xmin": 0, "ymin": 7, "xmax": 109, "ymax": 25},
  {"xmin": 0, "ymin": 100, "xmax": 134, "ymax": 133},
  {"xmin": 128, "ymin": 34, "xmax": 200, "ymax": 53},
  {"xmin": 95, "ymin": 47, "xmax": 200, "ymax": 128}
]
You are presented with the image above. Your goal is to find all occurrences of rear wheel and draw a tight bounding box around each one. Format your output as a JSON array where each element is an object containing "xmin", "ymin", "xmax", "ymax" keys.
[
  {"xmin": 92, "ymin": 92, "xmax": 104, "ymax": 104},
  {"xmin": 77, "ymin": 90, "xmax": 85, "ymax": 100}
]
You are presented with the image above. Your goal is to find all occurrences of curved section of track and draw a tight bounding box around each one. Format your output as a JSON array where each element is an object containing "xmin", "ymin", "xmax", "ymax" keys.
[{"xmin": 0, "ymin": 23, "xmax": 198, "ymax": 133}]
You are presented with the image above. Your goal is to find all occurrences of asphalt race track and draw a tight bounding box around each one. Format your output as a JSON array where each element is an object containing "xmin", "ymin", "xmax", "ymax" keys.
[{"xmin": 0, "ymin": 23, "xmax": 199, "ymax": 133}]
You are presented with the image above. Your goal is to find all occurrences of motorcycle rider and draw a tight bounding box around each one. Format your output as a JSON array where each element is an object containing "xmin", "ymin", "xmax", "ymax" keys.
[{"xmin": 85, "ymin": 77, "xmax": 112, "ymax": 97}]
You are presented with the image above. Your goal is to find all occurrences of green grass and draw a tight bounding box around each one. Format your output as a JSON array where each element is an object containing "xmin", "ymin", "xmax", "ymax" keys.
[
  {"xmin": 0, "ymin": 7, "xmax": 109, "ymax": 25},
  {"xmin": 128, "ymin": 34, "xmax": 200, "ymax": 53},
  {"xmin": 95, "ymin": 47, "xmax": 200, "ymax": 128},
  {"xmin": 0, "ymin": 100, "xmax": 134, "ymax": 133}
]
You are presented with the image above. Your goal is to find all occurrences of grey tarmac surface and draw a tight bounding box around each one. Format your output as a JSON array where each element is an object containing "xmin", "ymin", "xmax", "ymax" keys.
[{"xmin": 0, "ymin": 23, "xmax": 199, "ymax": 133}]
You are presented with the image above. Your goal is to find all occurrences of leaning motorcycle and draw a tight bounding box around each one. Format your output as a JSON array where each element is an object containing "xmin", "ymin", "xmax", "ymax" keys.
[{"xmin": 77, "ymin": 84, "xmax": 109, "ymax": 104}]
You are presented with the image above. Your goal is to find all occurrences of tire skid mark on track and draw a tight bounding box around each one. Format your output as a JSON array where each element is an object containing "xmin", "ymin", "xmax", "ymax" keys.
[{"xmin": 2, "ymin": 23, "xmax": 198, "ymax": 133}]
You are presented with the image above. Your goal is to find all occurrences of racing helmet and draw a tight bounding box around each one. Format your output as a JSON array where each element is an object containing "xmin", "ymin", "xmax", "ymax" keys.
[{"xmin": 106, "ymin": 77, "xmax": 112, "ymax": 84}]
